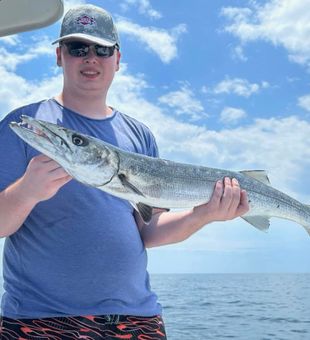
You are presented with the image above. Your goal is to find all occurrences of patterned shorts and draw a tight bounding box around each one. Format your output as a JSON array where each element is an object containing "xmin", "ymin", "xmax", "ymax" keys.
[{"xmin": 0, "ymin": 314, "xmax": 167, "ymax": 339}]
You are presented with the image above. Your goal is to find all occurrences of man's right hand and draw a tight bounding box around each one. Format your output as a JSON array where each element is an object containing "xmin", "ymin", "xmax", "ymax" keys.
[
  {"xmin": 0, "ymin": 155, "xmax": 72, "ymax": 237},
  {"xmin": 18, "ymin": 154, "xmax": 72, "ymax": 204}
]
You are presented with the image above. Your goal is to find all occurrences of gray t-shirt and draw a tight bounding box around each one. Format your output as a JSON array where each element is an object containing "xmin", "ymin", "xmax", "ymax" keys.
[{"xmin": 0, "ymin": 99, "xmax": 162, "ymax": 318}]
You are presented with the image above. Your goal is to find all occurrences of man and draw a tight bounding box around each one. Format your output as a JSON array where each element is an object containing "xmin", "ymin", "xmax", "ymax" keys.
[{"xmin": 0, "ymin": 4, "xmax": 249, "ymax": 339}]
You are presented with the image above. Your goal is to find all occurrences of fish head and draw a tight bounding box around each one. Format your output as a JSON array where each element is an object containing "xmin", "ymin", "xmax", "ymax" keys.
[{"xmin": 10, "ymin": 115, "xmax": 119, "ymax": 186}]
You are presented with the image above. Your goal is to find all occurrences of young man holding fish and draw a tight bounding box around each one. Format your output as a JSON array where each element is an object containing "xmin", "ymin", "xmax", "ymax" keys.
[{"xmin": 0, "ymin": 4, "xmax": 249, "ymax": 339}]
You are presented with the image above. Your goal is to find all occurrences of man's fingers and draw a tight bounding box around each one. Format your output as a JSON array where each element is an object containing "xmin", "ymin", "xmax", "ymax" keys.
[
  {"xmin": 196, "ymin": 177, "xmax": 250, "ymax": 223},
  {"xmin": 218, "ymin": 177, "xmax": 249, "ymax": 217},
  {"xmin": 237, "ymin": 190, "xmax": 250, "ymax": 215},
  {"xmin": 30, "ymin": 155, "xmax": 62, "ymax": 172},
  {"xmin": 54, "ymin": 175, "xmax": 72, "ymax": 187},
  {"xmin": 210, "ymin": 180, "xmax": 223, "ymax": 206},
  {"xmin": 49, "ymin": 166, "xmax": 71, "ymax": 180},
  {"xmin": 31, "ymin": 154, "xmax": 70, "ymax": 179},
  {"xmin": 228, "ymin": 178, "xmax": 241, "ymax": 212},
  {"xmin": 220, "ymin": 177, "xmax": 233, "ymax": 210},
  {"xmin": 33, "ymin": 154, "xmax": 53, "ymax": 162}
]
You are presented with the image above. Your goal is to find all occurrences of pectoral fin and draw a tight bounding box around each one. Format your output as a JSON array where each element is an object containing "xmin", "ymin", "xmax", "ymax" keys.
[
  {"xmin": 118, "ymin": 174, "xmax": 152, "ymax": 223},
  {"xmin": 242, "ymin": 216, "xmax": 270, "ymax": 232},
  {"xmin": 118, "ymin": 174, "xmax": 145, "ymax": 196}
]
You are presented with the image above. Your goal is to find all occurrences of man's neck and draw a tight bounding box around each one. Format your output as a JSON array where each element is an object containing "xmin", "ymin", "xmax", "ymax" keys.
[{"xmin": 54, "ymin": 92, "xmax": 113, "ymax": 119}]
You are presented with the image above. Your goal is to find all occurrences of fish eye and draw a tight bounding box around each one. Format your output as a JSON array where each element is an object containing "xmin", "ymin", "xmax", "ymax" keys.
[{"xmin": 72, "ymin": 134, "xmax": 89, "ymax": 146}]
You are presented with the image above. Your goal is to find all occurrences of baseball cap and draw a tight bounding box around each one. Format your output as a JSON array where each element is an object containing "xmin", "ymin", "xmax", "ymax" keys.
[{"xmin": 52, "ymin": 4, "xmax": 120, "ymax": 47}]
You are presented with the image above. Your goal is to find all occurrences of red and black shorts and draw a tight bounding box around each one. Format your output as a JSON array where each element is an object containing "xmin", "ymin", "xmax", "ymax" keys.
[{"xmin": 0, "ymin": 314, "xmax": 167, "ymax": 339}]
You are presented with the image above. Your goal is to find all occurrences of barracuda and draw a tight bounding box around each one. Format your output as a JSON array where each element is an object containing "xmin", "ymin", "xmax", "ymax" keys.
[{"xmin": 9, "ymin": 115, "xmax": 310, "ymax": 236}]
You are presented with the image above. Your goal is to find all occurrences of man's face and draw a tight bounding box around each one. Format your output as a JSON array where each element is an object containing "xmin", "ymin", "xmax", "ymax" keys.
[{"xmin": 56, "ymin": 40, "xmax": 121, "ymax": 96}]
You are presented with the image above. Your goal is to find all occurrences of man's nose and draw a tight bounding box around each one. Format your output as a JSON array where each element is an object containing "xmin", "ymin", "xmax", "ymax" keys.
[{"xmin": 83, "ymin": 47, "xmax": 98, "ymax": 63}]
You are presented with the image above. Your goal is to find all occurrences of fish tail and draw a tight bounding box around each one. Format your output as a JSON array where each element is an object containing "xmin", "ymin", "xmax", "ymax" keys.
[
  {"xmin": 303, "ymin": 226, "xmax": 310, "ymax": 237},
  {"xmin": 302, "ymin": 204, "xmax": 310, "ymax": 236}
]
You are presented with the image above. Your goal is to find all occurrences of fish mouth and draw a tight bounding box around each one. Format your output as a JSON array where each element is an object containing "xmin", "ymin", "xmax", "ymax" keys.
[{"xmin": 9, "ymin": 115, "xmax": 72, "ymax": 153}]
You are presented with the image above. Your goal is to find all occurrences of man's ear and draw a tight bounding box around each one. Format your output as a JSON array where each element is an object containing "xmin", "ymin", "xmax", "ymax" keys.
[
  {"xmin": 115, "ymin": 50, "xmax": 121, "ymax": 72},
  {"xmin": 56, "ymin": 47, "xmax": 62, "ymax": 67}
]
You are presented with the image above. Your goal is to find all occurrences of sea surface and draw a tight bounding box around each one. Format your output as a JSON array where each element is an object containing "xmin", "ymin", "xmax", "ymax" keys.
[
  {"xmin": 150, "ymin": 274, "xmax": 310, "ymax": 340},
  {"xmin": 1, "ymin": 273, "xmax": 310, "ymax": 340}
]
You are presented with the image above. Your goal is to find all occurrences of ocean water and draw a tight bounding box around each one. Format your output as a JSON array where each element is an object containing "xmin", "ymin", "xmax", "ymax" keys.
[
  {"xmin": 150, "ymin": 274, "xmax": 310, "ymax": 340},
  {"xmin": 1, "ymin": 274, "xmax": 309, "ymax": 340}
]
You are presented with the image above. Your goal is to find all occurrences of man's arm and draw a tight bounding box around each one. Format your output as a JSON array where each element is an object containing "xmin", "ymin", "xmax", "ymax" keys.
[
  {"xmin": 0, "ymin": 155, "xmax": 71, "ymax": 238},
  {"xmin": 137, "ymin": 177, "xmax": 249, "ymax": 248}
]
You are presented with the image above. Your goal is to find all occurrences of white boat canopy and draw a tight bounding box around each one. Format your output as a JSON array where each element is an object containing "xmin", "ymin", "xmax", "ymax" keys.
[{"xmin": 0, "ymin": 0, "xmax": 64, "ymax": 37}]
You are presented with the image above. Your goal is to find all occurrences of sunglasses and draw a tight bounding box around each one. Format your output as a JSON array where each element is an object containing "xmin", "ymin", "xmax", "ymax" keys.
[{"xmin": 62, "ymin": 41, "xmax": 118, "ymax": 58}]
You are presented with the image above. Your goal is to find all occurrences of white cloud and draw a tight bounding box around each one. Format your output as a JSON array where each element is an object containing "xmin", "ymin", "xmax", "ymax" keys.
[
  {"xmin": 221, "ymin": 0, "xmax": 310, "ymax": 68},
  {"xmin": 63, "ymin": 0, "xmax": 87, "ymax": 13},
  {"xmin": 116, "ymin": 18, "xmax": 187, "ymax": 63},
  {"xmin": 0, "ymin": 37, "xmax": 54, "ymax": 72},
  {"xmin": 30, "ymin": 35, "xmax": 56, "ymax": 56},
  {"xmin": 231, "ymin": 45, "xmax": 248, "ymax": 62},
  {"xmin": 0, "ymin": 35, "xmax": 20, "ymax": 46},
  {"xmin": 0, "ymin": 66, "xmax": 32, "ymax": 116},
  {"xmin": 298, "ymin": 94, "xmax": 310, "ymax": 112},
  {"xmin": 213, "ymin": 77, "xmax": 268, "ymax": 97},
  {"xmin": 120, "ymin": 0, "xmax": 162, "ymax": 19},
  {"xmin": 261, "ymin": 81, "xmax": 269, "ymax": 89},
  {"xmin": 158, "ymin": 85, "xmax": 206, "ymax": 121},
  {"xmin": 0, "ymin": 47, "xmax": 34, "ymax": 71},
  {"xmin": 0, "ymin": 44, "xmax": 61, "ymax": 117},
  {"xmin": 0, "ymin": 66, "xmax": 62, "ymax": 119},
  {"xmin": 220, "ymin": 107, "xmax": 247, "ymax": 124}
]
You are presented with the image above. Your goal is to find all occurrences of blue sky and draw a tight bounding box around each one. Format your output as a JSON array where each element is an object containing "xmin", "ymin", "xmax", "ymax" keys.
[{"xmin": 1, "ymin": 0, "xmax": 310, "ymax": 273}]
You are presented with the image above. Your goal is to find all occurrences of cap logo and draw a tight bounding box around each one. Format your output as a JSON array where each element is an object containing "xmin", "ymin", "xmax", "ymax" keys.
[{"xmin": 77, "ymin": 15, "xmax": 95, "ymax": 26}]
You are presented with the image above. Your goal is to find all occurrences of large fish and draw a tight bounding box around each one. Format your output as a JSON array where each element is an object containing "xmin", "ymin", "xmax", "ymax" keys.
[{"xmin": 9, "ymin": 115, "xmax": 310, "ymax": 236}]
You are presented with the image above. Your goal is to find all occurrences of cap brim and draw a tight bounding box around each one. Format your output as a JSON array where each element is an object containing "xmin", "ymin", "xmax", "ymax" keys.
[{"xmin": 52, "ymin": 33, "xmax": 117, "ymax": 46}]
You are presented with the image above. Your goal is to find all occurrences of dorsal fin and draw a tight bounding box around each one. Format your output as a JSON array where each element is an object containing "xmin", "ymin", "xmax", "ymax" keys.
[{"xmin": 239, "ymin": 170, "xmax": 271, "ymax": 186}]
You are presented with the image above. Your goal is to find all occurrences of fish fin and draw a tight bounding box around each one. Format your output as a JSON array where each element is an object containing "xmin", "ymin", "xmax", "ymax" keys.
[
  {"xmin": 242, "ymin": 216, "xmax": 270, "ymax": 232},
  {"xmin": 118, "ymin": 174, "xmax": 152, "ymax": 223},
  {"xmin": 301, "ymin": 205, "xmax": 310, "ymax": 237},
  {"xmin": 131, "ymin": 202, "xmax": 153, "ymax": 224},
  {"xmin": 302, "ymin": 225, "xmax": 310, "ymax": 237},
  {"xmin": 118, "ymin": 174, "xmax": 144, "ymax": 196},
  {"xmin": 239, "ymin": 170, "xmax": 271, "ymax": 186}
]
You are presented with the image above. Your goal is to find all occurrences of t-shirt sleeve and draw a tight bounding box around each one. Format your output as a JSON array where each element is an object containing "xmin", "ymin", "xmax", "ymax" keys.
[
  {"xmin": 0, "ymin": 111, "xmax": 28, "ymax": 191},
  {"xmin": 147, "ymin": 131, "xmax": 159, "ymax": 158}
]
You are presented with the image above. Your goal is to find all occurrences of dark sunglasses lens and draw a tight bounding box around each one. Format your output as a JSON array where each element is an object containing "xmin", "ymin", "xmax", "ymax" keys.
[
  {"xmin": 95, "ymin": 45, "xmax": 115, "ymax": 57},
  {"xmin": 64, "ymin": 41, "xmax": 116, "ymax": 58},
  {"xmin": 66, "ymin": 42, "xmax": 89, "ymax": 57}
]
